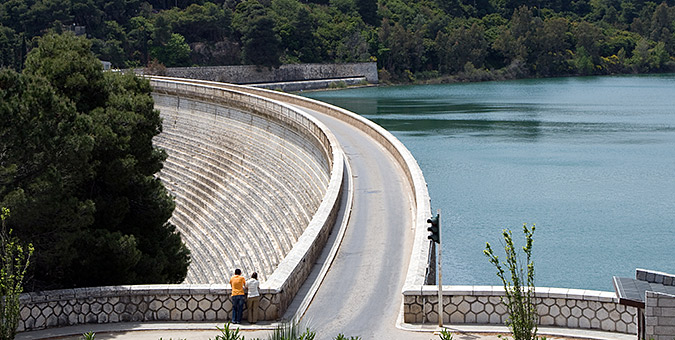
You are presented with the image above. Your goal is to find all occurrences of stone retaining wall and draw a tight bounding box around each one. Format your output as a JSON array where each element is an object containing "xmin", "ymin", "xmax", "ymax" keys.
[
  {"xmin": 638, "ymin": 268, "xmax": 675, "ymax": 286},
  {"xmin": 17, "ymin": 78, "xmax": 345, "ymax": 332},
  {"xmin": 645, "ymin": 291, "xmax": 675, "ymax": 340},
  {"xmin": 137, "ymin": 63, "xmax": 378, "ymax": 85},
  {"xmin": 403, "ymin": 286, "xmax": 637, "ymax": 334},
  {"xmin": 641, "ymin": 269, "xmax": 675, "ymax": 340},
  {"xmin": 252, "ymin": 77, "xmax": 367, "ymax": 92},
  {"xmin": 19, "ymin": 285, "xmax": 279, "ymax": 331}
]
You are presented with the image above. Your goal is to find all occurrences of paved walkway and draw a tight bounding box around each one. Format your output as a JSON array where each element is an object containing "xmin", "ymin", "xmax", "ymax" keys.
[{"xmin": 17, "ymin": 321, "xmax": 635, "ymax": 340}]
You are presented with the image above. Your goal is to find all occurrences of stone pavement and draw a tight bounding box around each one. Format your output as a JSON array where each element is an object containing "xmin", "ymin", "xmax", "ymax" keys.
[{"xmin": 17, "ymin": 321, "xmax": 636, "ymax": 340}]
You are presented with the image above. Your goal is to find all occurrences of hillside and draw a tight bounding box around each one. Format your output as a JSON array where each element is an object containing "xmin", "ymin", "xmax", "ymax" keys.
[{"xmin": 2, "ymin": 0, "xmax": 674, "ymax": 81}]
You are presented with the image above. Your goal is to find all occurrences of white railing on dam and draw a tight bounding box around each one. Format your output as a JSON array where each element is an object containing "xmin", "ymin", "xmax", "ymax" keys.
[{"xmin": 17, "ymin": 78, "xmax": 345, "ymax": 332}]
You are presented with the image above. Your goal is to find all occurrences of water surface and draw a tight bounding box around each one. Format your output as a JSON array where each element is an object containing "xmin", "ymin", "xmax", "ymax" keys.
[{"xmin": 303, "ymin": 75, "xmax": 675, "ymax": 291}]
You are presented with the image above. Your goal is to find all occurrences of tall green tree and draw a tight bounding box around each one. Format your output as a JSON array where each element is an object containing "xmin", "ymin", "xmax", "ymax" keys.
[
  {"xmin": 233, "ymin": 0, "xmax": 282, "ymax": 67},
  {"xmin": 0, "ymin": 26, "xmax": 21, "ymax": 70},
  {"xmin": 530, "ymin": 17, "xmax": 572, "ymax": 76},
  {"xmin": 435, "ymin": 23, "xmax": 489, "ymax": 74},
  {"xmin": 357, "ymin": 0, "xmax": 379, "ymax": 26},
  {"xmin": 0, "ymin": 32, "xmax": 190, "ymax": 290},
  {"xmin": 150, "ymin": 33, "xmax": 192, "ymax": 67}
]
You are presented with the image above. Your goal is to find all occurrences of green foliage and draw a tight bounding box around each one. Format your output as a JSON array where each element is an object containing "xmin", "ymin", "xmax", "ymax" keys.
[
  {"xmin": 0, "ymin": 208, "xmax": 33, "ymax": 340},
  {"xmin": 1, "ymin": 0, "xmax": 675, "ymax": 85},
  {"xmin": 267, "ymin": 321, "xmax": 315, "ymax": 340},
  {"xmin": 574, "ymin": 46, "xmax": 596, "ymax": 74},
  {"xmin": 81, "ymin": 331, "xmax": 96, "ymax": 340},
  {"xmin": 23, "ymin": 32, "xmax": 107, "ymax": 113},
  {"xmin": 0, "ymin": 25, "xmax": 21, "ymax": 71},
  {"xmin": 0, "ymin": 33, "xmax": 189, "ymax": 290},
  {"xmin": 150, "ymin": 33, "xmax": 192, "ymax": 67},
  {"xmin": 334, "ymin": 334, "xmax": 361, "ymax": 340},
  {"xmin": 438, "ymin": 328, "xmax": 454, "ymax": 340},
  {"xmin": 233, "ymin": 0, "xmax": 283, "ymax": 68},
  {"xmin": 484, "ymin": 224, "xmax": 538, "ymax": 340},
  {"xmin": 211, "ymin": 322, "xmax": 245, "ymax": 340},
  {"xmin": 328, "ymin": 80, "xmax": 348, "ymax": 88}
]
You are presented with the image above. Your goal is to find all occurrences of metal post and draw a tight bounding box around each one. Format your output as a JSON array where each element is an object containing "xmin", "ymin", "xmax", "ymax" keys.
[{"xmin": 437, "ymin": 209, "xmax": 443, "ymax": 328}]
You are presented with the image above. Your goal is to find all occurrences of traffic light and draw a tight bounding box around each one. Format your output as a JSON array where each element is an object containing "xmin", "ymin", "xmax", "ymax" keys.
[{"xmin": 427, "ymin": 214, "xmax": 440, "ymax": 243}]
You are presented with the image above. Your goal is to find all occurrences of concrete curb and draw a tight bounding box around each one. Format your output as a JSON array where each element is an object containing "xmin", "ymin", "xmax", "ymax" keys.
[{"xmin": 396, "ymin": 323, "xmax": 634, "ymax": 340}]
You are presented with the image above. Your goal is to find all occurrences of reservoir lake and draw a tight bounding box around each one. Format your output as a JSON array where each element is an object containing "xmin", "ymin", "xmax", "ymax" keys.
[{"xmin": 303, "ymin": 74, "xmax": 675, "ymax": 291}]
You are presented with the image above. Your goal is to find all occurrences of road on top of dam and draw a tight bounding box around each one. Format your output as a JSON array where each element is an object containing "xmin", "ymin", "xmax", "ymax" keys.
[{"xmin": 285, "ymin": 103, "xmax": 431, "ymax": 340}]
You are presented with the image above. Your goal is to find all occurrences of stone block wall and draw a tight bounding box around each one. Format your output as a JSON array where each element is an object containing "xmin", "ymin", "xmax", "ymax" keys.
[
  {"xmin": 637, "ymin": 268, "xmax": 675, "ymax": 286},
  {"xmin": 137, "ymin": 63, "xmax": 378, "ymax": 85},
  {"xmin": 403, "ymin": 286, "xmax": 637, "ymax": 334},
  {"xmin": 253, "ymin": 77, "xmax": 368, "ymax": 92},
  {"xmin": 18, "ymin": 285, "xmax": 280, "ymax": 332},
  {"xmin": 640, "ymin": 269, "xmax": 675, "ymax": 340},
  {"xmin": 645, "ymin": 291, "xmax": 675, "ymax": 340}
]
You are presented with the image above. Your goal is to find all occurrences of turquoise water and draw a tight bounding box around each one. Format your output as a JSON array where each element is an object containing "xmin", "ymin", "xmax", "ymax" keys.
[{"xmin": 303, "ymin": 74, "xmax": 675, "ymax": 291}]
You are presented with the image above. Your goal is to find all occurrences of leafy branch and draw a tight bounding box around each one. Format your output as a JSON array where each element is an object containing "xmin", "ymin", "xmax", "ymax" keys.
[{"xmin": 484, "ymin": 223, "xmax": 538, "ymax": 340}]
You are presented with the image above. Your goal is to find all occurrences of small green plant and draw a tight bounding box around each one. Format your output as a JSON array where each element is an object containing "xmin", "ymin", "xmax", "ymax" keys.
[
  {"xmin": 267, "ymin": 321, "xmax": 315, "ymax": 340},
  {"xmin": 81, "ymin": 331, "xmax": 96, "ymax": 340},
  {"xmin": 484, "ymin": 223, "xmax": 538, "ymax": 340},
  {"xmin": 437, "ymin": 328, "xmax": 454, "ymax": 340},
  {"xmin": 0, "ymin": 207, "xmax": 34, "ymax": 340},
  {"xmin": 328, "ymin": 81, "xmax": 347, "ymax": 89},
  {"xmin": 211, "ymin": 322, "xmax": 245, "ymax": 340},
  {"xmin": 334, "ymin": 334, "xmax": 361, "ymax": 340}
]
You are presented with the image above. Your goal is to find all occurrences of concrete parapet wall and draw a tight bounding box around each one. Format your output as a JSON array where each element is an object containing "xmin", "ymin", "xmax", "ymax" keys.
[
  {"xmin": 637, "ymin": 268, "xmax": 675, "ymax": 286},
  {"xmin": 252, "ymin": 77, "xmax": 367, "ymax": 92},
  {"xmin": 403, "ymin": 286, "xmax": 637, "ymax": 334},
  {"xmin": 18, "ymin": 285, "xmax": 280, "ymax": 332},
  {"xmin": 137, "ymin": 63, "xmax": 378, "ymax": 85},
  {"xmin": 17, "ymin": 78, "xmax": 345, "ymax": 332}
]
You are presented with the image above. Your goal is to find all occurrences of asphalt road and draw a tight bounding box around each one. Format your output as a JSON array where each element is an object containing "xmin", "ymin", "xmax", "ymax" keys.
[{"xmin": 290, "ymin": 105, "xmax": 422, "ymax": 340}]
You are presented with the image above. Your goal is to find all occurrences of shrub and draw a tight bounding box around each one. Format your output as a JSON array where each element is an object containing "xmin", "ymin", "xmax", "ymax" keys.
[
  {"xmin": 484, "ymin": 223, "xmax": 538, "ymax": 340},
  {"xmin": 212, "ymin": 322, "xmax": 245, "ymax": 340},
  {"xmin": 0, "ymin": 208, "xmax": 33, "ymax": 340}
]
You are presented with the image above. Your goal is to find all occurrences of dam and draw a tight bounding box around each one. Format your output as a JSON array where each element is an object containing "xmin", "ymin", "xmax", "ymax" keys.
[{"xmin": 17, "ymin": 75, "xmax": 671, "ymax": 340}]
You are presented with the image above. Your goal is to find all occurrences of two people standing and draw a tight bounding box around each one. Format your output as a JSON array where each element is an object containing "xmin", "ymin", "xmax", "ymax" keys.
[{"xmin": 229, "ymin": 269, "xmax": 261, "ymax": 324}]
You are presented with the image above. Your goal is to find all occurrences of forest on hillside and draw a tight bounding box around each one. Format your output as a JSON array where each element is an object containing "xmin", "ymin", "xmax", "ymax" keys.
[{"xmin": 1, "ymin": 0, "xmax": 675, "ymax": 81}]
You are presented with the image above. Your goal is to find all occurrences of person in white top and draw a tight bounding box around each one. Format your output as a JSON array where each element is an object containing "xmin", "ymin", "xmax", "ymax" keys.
[{"xmin": 245, "ymin": 272, "xmax": 260, "ymax": 323}]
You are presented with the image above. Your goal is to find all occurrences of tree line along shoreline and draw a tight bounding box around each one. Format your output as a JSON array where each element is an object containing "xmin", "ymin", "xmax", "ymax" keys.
[{"xmin": 1, "ymin": 0, "xmax": 675, "ymax": 83}]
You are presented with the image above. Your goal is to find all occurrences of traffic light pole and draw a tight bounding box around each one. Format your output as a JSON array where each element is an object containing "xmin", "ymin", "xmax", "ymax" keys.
[
  {"xmin": 427, "ymin": 210, "xmax": 443, "ymax": 327},
  {"xmin": 437, "ymin": 209, "xmax": 443, "ymax": 327}
]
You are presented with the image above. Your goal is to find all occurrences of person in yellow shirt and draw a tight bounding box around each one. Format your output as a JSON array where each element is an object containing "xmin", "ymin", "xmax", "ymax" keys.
[{"xmin": 229, "ymin": 268, "xmax": 246, "ymax": 324}]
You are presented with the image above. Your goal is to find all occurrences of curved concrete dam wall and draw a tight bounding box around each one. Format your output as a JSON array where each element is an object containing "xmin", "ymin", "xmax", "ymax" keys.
[
  {"xmin": 16, "ymin": 78, "xmax": 345, "ymax": 332},
  {"xmin": 153, "ymin": 87, "xmax": 327, "ymax": 283},
  {"xmin": 167, "ymin": 80, "xmax": 639, "ymax": 337}
]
